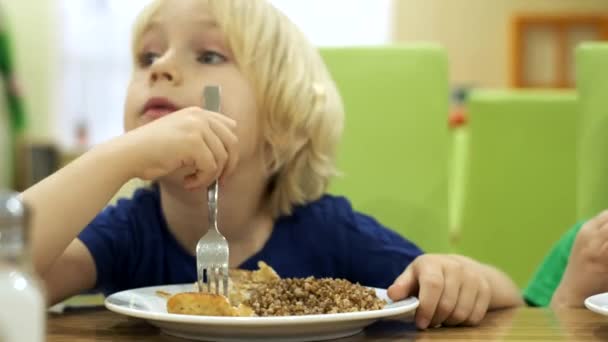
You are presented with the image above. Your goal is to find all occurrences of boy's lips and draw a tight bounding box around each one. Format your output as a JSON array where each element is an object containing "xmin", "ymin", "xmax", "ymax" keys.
[{"xmin": 142, "ymin": 97, "xmax": 179, "ymax": 120}]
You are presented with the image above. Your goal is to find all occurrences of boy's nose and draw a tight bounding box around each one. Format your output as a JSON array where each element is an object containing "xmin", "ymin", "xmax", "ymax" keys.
[
  {"xmin": 150, "ymin": 69, "xmax": 179, "ymax": 84},
  {"xmin": 149, "ymin": 57, "xmax": 182, "ymax": 86}
]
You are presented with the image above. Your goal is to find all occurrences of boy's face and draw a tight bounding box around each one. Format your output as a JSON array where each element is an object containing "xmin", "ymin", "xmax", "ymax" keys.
[{"xmin": 124, "ymin": 0, "xmax": 265, "ymax": 185}]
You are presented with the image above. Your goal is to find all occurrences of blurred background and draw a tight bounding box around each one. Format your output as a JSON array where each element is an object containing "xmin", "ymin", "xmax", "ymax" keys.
[
  {"xmin": 2, "ymin": 1, "xmax": 606, "ymax": 153},
  {"xmin": 1, "ymin": 0, "xmax": 608, "ymax": 291}
]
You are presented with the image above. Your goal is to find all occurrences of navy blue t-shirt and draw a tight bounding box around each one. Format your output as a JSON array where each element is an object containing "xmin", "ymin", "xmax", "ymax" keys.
[{"xmin": 79, "ymin": 187, "xmax": 423, "ymax": 295}]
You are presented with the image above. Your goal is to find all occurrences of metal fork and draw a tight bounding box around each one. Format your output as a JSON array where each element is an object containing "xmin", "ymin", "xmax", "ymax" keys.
[{"xmin": 196, "ymin": 85, "xmax": 229, "ymax": 297}]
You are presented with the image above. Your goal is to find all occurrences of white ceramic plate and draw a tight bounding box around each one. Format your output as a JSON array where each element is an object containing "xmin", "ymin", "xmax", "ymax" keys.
[
  {"xmin": 585, "ymin": 292, "xmax": 608, "ymax": 316},
  {"xmin": 105, "ymin": 283, "xmax": 419, "ymax": 342}
]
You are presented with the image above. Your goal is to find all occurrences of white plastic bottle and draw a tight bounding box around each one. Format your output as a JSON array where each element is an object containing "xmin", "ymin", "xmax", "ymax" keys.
[{"xmin": 0, "ymin": 191, "xmax": 45, "ymax": 341}]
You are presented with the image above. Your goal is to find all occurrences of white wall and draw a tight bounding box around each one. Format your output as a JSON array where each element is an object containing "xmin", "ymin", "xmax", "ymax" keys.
[
  {"xmin": 55, "ymin": 0, "xmax": 150, "ymax": 148},
  {"xmin": 270, "ymin": 0, "xmax": 393, "ymax": 46}
]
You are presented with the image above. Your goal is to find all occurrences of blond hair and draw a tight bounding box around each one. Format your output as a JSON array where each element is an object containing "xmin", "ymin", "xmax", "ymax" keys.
[{"xmin": 132, "ymin": 0, "xmax": 344, "ymax": 217}]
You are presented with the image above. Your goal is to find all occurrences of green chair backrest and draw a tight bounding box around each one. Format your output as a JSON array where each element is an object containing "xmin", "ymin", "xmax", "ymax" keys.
[
  {"xmin": 321, "ymin": 45, "xmax": 449, "ymax": 253},
  {"xmin": 576, "ymin": 43, "xmax": 608, "ymax": 220},
  {"xmin": 456, "ymin": 90, "xmax": 578, "ymax": 287}
]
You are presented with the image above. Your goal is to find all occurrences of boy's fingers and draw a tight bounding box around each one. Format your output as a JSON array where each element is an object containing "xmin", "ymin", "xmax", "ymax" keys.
[
  {"xmin": 464, "ymin": 281, "xmax": 491, "ymax": 326},
  {"xmin": 443, "ymin": 273, "xmax": 478, "ymax": 326},
  {"xmin": 209, "ymin": 119, "xmax": 239, "ymax": 178},
  {"xmin": 429, "ymin": 267, "xmax": 461, "ymax": 328},
  {"xmin": 205, "ymin": 109, "xmax": 237, "ymax": 129},
  {"xmin": 184, "ymin": 145, "xmax": 216, "ymax": 189},
  {"xmin": 415, "ymin": 262, "xmax": 445, "ymax": 329},
  {"xmin": 203, "ymin": 127, "xmax": 228, "ymax": 181},
  {"xmin": 388, "ymin": 267, "xmax": 416, "ymax": 301}
]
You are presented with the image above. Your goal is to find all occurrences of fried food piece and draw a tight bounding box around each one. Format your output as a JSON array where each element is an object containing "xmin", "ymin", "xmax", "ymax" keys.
[
  {"xmin": 167, "ymin": 292, "xmax": 255, "ymax": 317},
  {"xmin": 166, "ymin": 261, "xmax": 278, "ymax": 317},
  {"xmin": 192, "ymin": 261, "xmax": 281, "ymax": 306}
]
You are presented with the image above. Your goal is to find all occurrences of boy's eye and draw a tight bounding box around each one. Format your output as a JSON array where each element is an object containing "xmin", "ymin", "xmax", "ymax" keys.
[
  {"xmin": 138, "ymin": 51, "xmax": 160, "ymax": 67},
  {"xmin": 197, "ymin": 51, "xmax": 226, "ymax": 65}
]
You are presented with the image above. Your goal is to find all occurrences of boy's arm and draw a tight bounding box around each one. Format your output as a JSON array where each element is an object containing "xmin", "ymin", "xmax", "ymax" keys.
[
  {"xmin": 42, "ymin": 239, "xmax": 98, "ymax": 305},
  {"xmin": 22, "ymin": 138, "xmax": 133, "ymax": 277},
  {"xmin": 24, "ymin": 106, "xmax": 237, "ymax": 277},
  {"xmin": 22, "ymin": 108, "xmax": 238, "ymax": 304}
]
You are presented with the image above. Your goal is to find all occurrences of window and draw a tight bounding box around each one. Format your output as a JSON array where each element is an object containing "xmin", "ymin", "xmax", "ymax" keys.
[{"xmin": 511, "ymin": 14, "xmax": 608, "ymax": 88}]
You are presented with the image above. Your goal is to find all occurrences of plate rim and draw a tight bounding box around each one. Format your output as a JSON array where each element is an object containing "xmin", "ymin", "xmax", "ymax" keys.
[
  {"xmin": 585, "ymin": 292, "xmax": 608, "ymax": 315},
  {"xmin": 104, "ymin": 283, "xmax": 419, "ymax": 326}
]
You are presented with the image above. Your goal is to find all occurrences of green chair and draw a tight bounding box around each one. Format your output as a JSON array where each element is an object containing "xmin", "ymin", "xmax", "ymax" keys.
[
  {"xmin": 455, "ymin": 90, "xmax": 578, "ymax": 287},
  {"xmin": 576, "ymin": 43, "xmax": 608, "ymax": 220},
  {"xmin": 321, "ymin": 45, "xmax": 450, "ymax": 253}
]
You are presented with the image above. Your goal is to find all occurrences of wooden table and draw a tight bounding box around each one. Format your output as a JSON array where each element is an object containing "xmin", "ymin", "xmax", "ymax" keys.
[{"xmin": 47, "ymin": 307, "xmax": 608, "ymax": 341}]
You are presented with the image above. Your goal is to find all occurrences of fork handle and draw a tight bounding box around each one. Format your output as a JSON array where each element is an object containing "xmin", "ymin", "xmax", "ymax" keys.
[
  {"xmin": 208, "ymin": 180, "xmax": 218, "ymax": 230},
  {"xmin": 204, "ymin": 85, "xmax": 221, "ymax": 232}
]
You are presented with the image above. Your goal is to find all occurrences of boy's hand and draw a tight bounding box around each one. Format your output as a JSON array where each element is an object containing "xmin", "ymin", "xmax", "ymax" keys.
[
  {"xmin": 121, "ymin": 106, "xmax": 238, "ymax": 189},
  {"xmin": 553, "ymin": 211, "xmax": 608, "ymax": 308},
  {"xmin": 387, "ymin": 254, "xmax": 491, "ymax": 329}
]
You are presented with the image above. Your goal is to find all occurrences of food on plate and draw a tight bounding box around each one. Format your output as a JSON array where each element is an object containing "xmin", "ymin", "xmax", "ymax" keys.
[
  {"xmin": 167, "ymin": 292, "xmax": 255, "ymax": 317},
  {"xmin": 248, "ymin": 277, "xmax": 385, "ymax": 316},
  {"xmin": 164, "ymin": 261, "xmax": 386, "ymax": 317}
]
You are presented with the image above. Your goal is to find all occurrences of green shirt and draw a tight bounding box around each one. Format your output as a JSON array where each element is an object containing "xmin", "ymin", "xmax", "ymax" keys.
[{"xmin": 523, "ymin": 222, "xmax": 585, "ymax": 307}]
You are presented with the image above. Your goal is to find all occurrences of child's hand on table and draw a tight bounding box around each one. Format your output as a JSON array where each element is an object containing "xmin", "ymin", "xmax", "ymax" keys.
[{"xmin": 388, "ymin": 254, "xmax": 491, "ymax": 329}]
